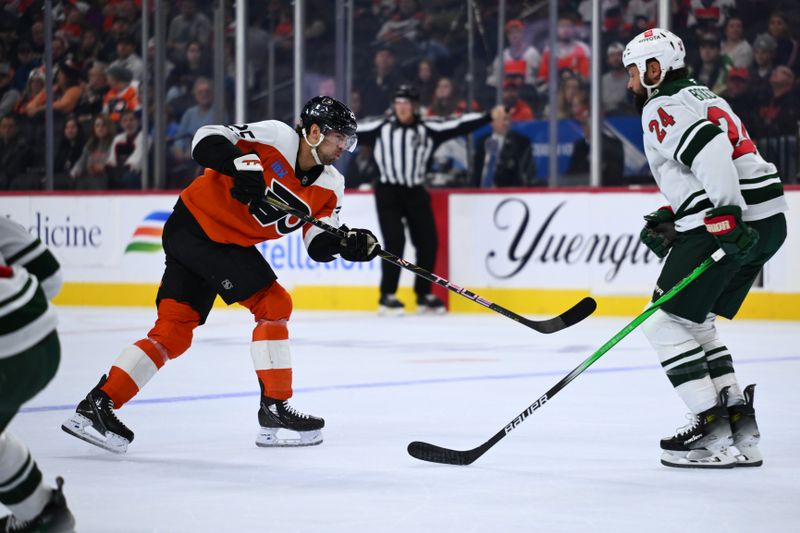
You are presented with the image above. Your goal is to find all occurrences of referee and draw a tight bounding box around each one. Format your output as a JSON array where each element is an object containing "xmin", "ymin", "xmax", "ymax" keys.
[{"xmin": 356, "ymin": 85, "xmax": 504, "ymax": 315}]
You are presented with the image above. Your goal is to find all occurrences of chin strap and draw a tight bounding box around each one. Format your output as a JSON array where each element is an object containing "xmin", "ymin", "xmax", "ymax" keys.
[{"xmin": 301, "ymin": 127, "xmax": 324, "ymax": 166}]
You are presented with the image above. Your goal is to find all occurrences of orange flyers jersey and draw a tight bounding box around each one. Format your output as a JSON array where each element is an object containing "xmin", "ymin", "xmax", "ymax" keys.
[{"xmin": 181, "ymin": 120, "xmax": 345, "ymax": 248}]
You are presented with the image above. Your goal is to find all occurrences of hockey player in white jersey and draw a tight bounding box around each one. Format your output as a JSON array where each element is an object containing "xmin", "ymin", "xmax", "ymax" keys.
[
  {"xmin": 623, "ymin": 28, "xmax": 788, "ymax": 468},
  {"xmin": 0, "ymin": 218, "xmax": 75, "ymax": 531}
]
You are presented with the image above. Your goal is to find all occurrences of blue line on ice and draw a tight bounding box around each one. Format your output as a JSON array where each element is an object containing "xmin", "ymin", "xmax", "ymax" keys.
[{"xmin": 20, "ymin": 355, "xmax": 799, "ymax": 414}]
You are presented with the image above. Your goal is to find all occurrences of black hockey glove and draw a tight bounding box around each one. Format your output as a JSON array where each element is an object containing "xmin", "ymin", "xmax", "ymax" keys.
[
  {"xmin": 339, "ymin": 226, "xmax": 381, "ymax": 262},
  {"xmin": 230, "ymin": 153, "xmax": 266, "ymax": 206},
  {"xmin": 704, "ymin": 205, "xmax": 759, "ymax": 258},
  {"xmin": 640, "ymin": 205, "xmax": 676, "ymax": 258}
]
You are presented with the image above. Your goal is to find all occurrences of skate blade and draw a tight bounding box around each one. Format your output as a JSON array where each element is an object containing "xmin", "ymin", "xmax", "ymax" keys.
[
  {"xmin": 660, "ymin": 449, "xmax": 737, "ymax": 469},
  {"xmin": 256, "ymin": 428, "xmax": 323, "ymax": 447},
  {"xmin": 732, "ymin": 444, "xmax": 763, "ymax": 467},
  {"xmin": 61, "ymin": 413, "xmax": 130, "ymax": 454},
  {"xmin": 378, "ymin": 306, "xmax": 404, "ymax": 317},
  {"xmin": 416, "ymin": 306, "xmax": 446, "ymax": 315}
]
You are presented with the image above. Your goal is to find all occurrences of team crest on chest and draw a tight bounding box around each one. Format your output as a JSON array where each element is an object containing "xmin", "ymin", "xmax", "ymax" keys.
[{"xmin": 251, "ymin": 180, "xmax": 311, "ymax": 234}]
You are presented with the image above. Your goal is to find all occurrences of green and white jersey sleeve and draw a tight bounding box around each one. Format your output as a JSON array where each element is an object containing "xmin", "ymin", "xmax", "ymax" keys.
[
  {"xmin": 0, "ymin": 266, "xmax": 57, "ymax": 359},
  {"xmin": 0, "ymin": 217, "xmax": 62, "ymax": 300},
  {"xmin": 641, "ymin": 79, "xmax": 787, "ymax": 231}
]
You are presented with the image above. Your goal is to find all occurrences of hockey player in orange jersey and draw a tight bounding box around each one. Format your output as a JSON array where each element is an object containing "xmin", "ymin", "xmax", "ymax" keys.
[{"xmin": 62, "ymin": 96, "xmax": 380, "ymax": 452}]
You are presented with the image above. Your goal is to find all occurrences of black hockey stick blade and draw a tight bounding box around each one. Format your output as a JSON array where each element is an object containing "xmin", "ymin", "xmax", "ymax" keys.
[
  {"xmin": 520, "ymin": 296, "xmax": 597, "ymax": 333},
  {"xmin": 407, "ymin": 441, "xmax": 485, "ymax": 466}
]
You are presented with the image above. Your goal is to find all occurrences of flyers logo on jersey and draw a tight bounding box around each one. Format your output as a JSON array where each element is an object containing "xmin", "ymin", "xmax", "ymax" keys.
[
  {"xmin": 644, "ymin": 29, "xmax": 654, "ymax": 38},
  {"xmin": 251, "ymin": 180, "xmax": 310, "ymax": 235}
]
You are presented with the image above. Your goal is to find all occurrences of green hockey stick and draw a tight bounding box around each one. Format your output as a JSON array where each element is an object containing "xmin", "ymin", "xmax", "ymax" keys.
[{"xmin": 408, "ymin": 248, "xmax": 727, "ymax": 465}]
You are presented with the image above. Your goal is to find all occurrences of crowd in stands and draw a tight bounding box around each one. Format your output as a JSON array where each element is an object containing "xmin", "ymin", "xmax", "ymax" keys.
[{"xmin": 0, "ymin": 0, "xmax": 798, "ymax": 191}]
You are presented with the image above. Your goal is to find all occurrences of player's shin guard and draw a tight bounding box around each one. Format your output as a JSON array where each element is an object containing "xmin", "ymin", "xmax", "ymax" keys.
[
  {"xmin": 684, "ymin": 313, "xmax": 744, "ymax": 405},
  {"xmin": 643, "ymin": 309, "xmax": 717, "ymax": 413},
  {"xmin": 0, "ymin": 432, "xmax": 50, "ymax": 521}
]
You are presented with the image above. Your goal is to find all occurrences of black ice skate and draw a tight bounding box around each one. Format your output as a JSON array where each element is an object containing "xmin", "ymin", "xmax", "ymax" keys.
[
  {"xmin": 0, "ymin": 476, "xmax": 75, "ymax": 533},
  {"xmin": 256, "ymin": 397, "xmax": 324, "ymax": 447},
  {"xmin": 61, "ymin": 375, "xmax": 134, "ymax": 454},
  {"xmin": 416, "ymin": 294, "xmax": 446, "ymax": 315},
  {"xmin": 729, "ymin": 384, "xmax": 762, "ymax": 467},
  {"xmin": 378, "ymin": 294, "xmax": 405, "ymax": 317},
  {"xmin": 660, "ymin": 387, "xmax": 735, "ymax": 469}
]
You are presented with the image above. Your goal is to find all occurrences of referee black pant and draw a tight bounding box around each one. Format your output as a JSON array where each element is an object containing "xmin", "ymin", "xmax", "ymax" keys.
[{"xmin": 374, "ymin": 182, "xmax": 438, "ymax": 298}]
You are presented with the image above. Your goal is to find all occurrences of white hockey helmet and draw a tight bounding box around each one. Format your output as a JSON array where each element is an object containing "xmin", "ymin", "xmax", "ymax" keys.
[{"xmin": 623, "ymin": 28, "xmax": 685, "ymax": 92}]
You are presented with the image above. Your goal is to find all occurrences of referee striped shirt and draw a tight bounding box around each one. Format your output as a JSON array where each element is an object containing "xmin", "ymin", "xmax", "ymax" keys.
[{"xmin": 356, "ymin": 112, "xmax": 490, "ymax": 187}]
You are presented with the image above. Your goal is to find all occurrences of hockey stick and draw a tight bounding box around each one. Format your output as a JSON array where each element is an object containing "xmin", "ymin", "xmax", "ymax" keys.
[
  {"xmin": 254, "ymin": 196, "xmax": 596, "ymax": 334},
  {"xmin": 408, "ymin": 248, "xmax": 727, "ymax": 465}
]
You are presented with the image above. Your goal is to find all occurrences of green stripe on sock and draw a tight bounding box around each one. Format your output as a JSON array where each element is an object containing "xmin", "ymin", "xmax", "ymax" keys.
[
  {"xmin": 708, "ymin": 354, "xmax": 735, "ymax": 379},
  {"xmin": 0, "ymin": 456, "xmax": 42, "ymax": 506},
  {"xmin": 666, "ymin": 360, "xmax": 710, "ymax": 387},
  {"xmin": 661, "ymin": 346, "xmax": 704, "ymax": 369}
]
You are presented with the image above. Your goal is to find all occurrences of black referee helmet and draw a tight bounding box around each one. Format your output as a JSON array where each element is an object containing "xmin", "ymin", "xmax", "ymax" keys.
[{"xmin": 393, "ymin": 84, "xmax": 420, "ymax": 101}]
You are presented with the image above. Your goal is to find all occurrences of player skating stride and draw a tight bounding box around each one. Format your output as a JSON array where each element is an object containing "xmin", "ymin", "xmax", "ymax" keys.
[
  {"xmin": 62, "ymin": 96, "xmax": 380, "ymax": 452},
  {"xmin": 623, "ymin": 29, "xmax": 788, "ymax": 468}
]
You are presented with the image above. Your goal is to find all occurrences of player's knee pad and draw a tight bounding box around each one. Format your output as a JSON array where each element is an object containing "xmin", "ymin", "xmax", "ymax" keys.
[
  {"xmin": 242, "ymin": 281, "xmax": 293, "ymax": 322},
  {"xmin": 144, "ymin": 299, "xmax": 201, "ymax": 359},
  {"xmin": 642, "ymin": 308, "xmax": 695, "ymax": 349}
]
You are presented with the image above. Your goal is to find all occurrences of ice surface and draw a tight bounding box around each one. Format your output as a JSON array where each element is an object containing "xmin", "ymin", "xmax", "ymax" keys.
[{"xmin": 7, "ymin": 306, "xmax": 800, "ymax": 532}]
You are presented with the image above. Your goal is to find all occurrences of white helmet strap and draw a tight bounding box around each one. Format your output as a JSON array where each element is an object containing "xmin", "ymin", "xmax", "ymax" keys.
[{"xmin": 301, "ymin": 127, "xmax": 325, "ymax": 166}]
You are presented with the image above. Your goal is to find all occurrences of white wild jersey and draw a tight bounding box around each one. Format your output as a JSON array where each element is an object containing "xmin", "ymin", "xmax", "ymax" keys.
[{"xmin": 641, "ymin": 78, "xmax": 787, "ymax": 231}]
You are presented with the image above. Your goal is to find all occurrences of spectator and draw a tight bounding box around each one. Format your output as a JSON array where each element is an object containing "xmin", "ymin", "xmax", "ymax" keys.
[
  {"xmin": 107, "ymin": 109, "xmax": 145, "ymax": 189},
  {"xmin": 414, "ymin": 58, "xmax": 439, "ymax": 109},
  {"xmin": 691, "ymin": 32, "xmax": 731, "ymax": 96},
  {"xmin": 0, "ymin": 62, "xmax": 20, "ymax": 117},
  {"xmin": 109, "ymin": 33, "xmax": 143, "ymax": 82},
  {"xmin": 0, "ymin": 16, "xmax": 18, "ymax": 64},
  {"xmin": 767, "ymin": 12, "xmax": 799, "ymax": 74},
  {"xmin": 166, "ymin": 40, "xmax": 211, "ymax": 117},
  {"xmin": 75, "ymin": 62, "xmax": 110, "ymax": 135},
  {"xmin": 167, "ymin": 0, "xmax": 212, "ymax": 64},
  {"xmin": 15, "ymin": 69, "xmax": 44, "ymax": 117},
  {"xmin": 22, "ymin": 60, "xmax": 83, "ymax": 120},
  {"xmin": 54, "ymin": 115, "xmax": 85, "ymax": 189},
  {"xmin": 549, "ymin": 70, "xmax": 582, "ymax": 119},
  {"xmin": 99, "ymin": 15, "xmax": 132, "ymax": 63},
  {"xmin": 565, "ymin": 108, "xmax": 625, "ymax": 185},
  {"xmin": 721, "ymin": 16, "xmax": 753, "ymax": 69},
  {"xmin": 28, "ymin": 20, "xmax": 45, "ymax": 55},
  {"xmin": 624, "ymin": 0, "xmax": 658, "ymax": 29},
  {"xmin": 503, "ymin": 78, "xmax": 534, "ymax": 121},
  {"xmin": 0, "ymin": 114, "xmax": 35, "ymax": 189},
  {"xmin": 70, "ymin": 114, "xmax": 116, "ymax": 190},
  {"xmin": 375, "ymin": 0, "xmax": 425, "ymax": 47},
  {"xmin": 749, "ymin": 33, "xmax": 777, "ymax": 102},
  {"xmin": 686, "ymin": 0, "xmax": 735, "ymax": 32},
  {"xmin": 75, "ymin": 28, "xmax": 102, "ymax": 68},
  {"xmin": 473, "ymin": 105, "xmax": 536, "ymax": 187},
  {"xmin": 11, "ymin": 41, "xmax": 40, "ymax": 92},
  {"xmin": 359, "ymin": 47, "xmax": 403, "ymax": 117},
  {"xmin": 170, "ymin": 77, "xmax": 217, "ymax": 188},
  {"xmin": 537, "ymin": 14, "xmax": 590, "ymax": 82},
  {"xmin": 426, "ymin": 77, "xmax": 477, "ymax": 118},
  {"xmin": 601, "ymin": 42, "xmax": 633, "ymax": 114},
  {"xmin": 486, "ymin": 19, "xmax": 541, "ymax": 88},
  {"xmin": 724, "ymin": 68, "xmax": 756, "ymax": 126},
  {"xmin": 752, "ymin": 66, "xmax": 800, "ymax": 138},
  {"xmin": 103, "ymin": 64, "xmax": 139, "ymax": 123}
]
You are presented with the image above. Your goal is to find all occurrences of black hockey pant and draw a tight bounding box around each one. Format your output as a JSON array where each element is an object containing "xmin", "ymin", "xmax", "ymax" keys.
[{"xmin": 374, "ymin": 183, "xmax": 438, "ymax": 297}]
